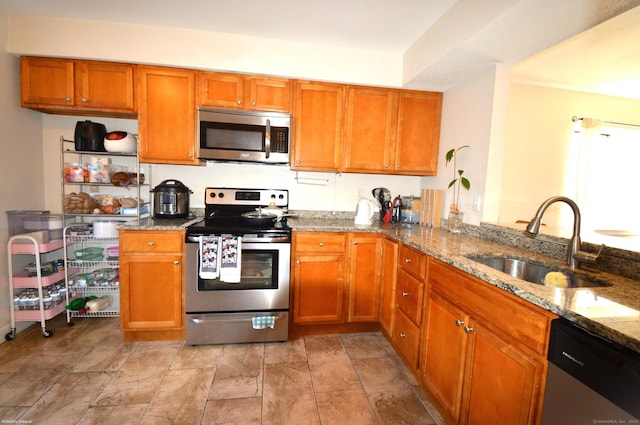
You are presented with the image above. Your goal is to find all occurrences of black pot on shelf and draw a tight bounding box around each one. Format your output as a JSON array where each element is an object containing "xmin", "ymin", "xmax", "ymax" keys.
[{"xmin": 74, "ymin": 120, "xmax": 107, "ymax": 152}]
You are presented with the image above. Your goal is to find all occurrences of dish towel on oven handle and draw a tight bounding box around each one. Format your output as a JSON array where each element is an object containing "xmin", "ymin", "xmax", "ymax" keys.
[
  {"xmin": 199, "ymin": 236, "xmax": 221, "ymax": 280},
  {"xmin": 252, "ymin": 316, "xmax": 276, "ymax": 329},
  {"xmin": 220, "ymin": 234, "xmax": 242, "ymax": 283}
]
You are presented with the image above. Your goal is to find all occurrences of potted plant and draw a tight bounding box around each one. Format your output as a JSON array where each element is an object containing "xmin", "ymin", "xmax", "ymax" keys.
[{"xmin": 445, "ymin": 145, "xmax": 471, "ymax": 232}]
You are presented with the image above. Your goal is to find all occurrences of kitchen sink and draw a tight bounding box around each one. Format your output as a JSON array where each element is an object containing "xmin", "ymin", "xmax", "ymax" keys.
[{"xmin": 466, "ymin": 255, "xmax": 611, "ymax": 288}]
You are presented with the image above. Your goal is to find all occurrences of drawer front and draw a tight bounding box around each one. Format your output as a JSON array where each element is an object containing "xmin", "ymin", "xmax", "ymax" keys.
[
  {"xmin": 429, "ymin": 259, "xmax": 554, "ymax": 355},
  {"xmin": 396, "ymin": 269, "xmax": 424, "ymax": 325},
  {"xmin": 120, "ymin": 230, "xmax": 184, "ymax": 253},
  {"xmin": 294, "ymin": 232, "xmax": 346, "ymax": 253},
  {"xmin": 398, "ymin": 244, "xmax": 426, "ymax": 279},
  {"xmin": 393, "ymin": 309, "xmax": 421, "ymax": 368}
]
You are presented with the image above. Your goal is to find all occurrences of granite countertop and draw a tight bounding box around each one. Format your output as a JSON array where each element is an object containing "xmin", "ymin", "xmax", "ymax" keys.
[
  {"xmin": 124, "ymin": 213, "xmax": 640, "ymax": 353},
  {"xmin": 289, "ymin": 217, "xmax": 640, "ymax": 354}
]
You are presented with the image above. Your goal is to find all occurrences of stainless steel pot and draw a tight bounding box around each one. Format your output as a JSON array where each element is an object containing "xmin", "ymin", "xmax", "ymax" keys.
[{"xmin": 151, "ymin": 179, "xmax": 192, "ymax": 218}]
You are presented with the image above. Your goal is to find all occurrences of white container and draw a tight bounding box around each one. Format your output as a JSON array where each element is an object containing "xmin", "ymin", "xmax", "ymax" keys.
[
  {"xmin": 104, "ymin": 132, "xmax": 137, "ymax": 153},
  {"xmin": 92, "ymin": 220, "xmax": 124, "ymax": 238},
  {"xmin": 86, "ymin": 295, "xmax": 113, "ymax": 312}
]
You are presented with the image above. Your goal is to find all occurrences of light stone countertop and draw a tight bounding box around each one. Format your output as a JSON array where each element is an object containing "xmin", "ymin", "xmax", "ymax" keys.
[{"xmin": 123, "ymin": 213, "xmax": 640, "ymax": 353}]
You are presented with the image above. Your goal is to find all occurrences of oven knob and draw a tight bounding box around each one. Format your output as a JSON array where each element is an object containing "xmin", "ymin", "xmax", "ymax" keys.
[
  {"xmin": 209, "ymin": 192, "xmax": 216, "ymax": 198},
  {"xmin": 218, "ymin": 192, "xmax": 224, "ymax": 198},
  {"xmin": 278, "ymin": 194, "xmax": 284, "ymax": 199}
]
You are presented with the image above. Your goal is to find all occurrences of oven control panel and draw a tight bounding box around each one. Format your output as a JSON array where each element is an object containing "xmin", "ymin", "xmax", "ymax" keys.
[{"xmin": 205, "ymin": 188, "xmax": 288, "ymax": 207}]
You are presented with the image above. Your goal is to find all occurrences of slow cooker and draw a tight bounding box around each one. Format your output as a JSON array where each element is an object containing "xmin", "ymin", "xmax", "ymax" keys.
[{"xmin": 151, "ymin": 180, "xmax": 192, "ymax": 218}]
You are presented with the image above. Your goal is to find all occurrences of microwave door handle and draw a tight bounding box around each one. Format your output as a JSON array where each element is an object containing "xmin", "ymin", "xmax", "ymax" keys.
[{"xmin": 265, "ymin": 118, "xmax": 271, "ymax": 158}]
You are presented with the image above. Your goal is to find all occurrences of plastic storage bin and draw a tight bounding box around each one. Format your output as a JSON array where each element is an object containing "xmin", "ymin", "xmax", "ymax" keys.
[{"xmin": 6, "ymin": 210, "xmax": 50, "ymax": 236}]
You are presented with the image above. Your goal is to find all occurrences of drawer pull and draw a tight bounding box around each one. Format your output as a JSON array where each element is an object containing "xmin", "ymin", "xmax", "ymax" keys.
[
  {"xmin": 404, "ymin": 258, "xmax": 411, "ymax": 263},
  {"xmin": 64, "ymin": 96, "xmax": 71, "ymax": 103},
  {"xmin": 147, "ymin": 241, "xmax": 155, "ymax": 247},
  {"xmin": 174, "ymin": 260, "xmax": 180, "ymax": 265},
  {"xmin": 319, "ymin": 242, "xmax": 324, "ymax": 247},
  {"xmin": 399, "ymin": 332, "xmax": 406, "ymax": 338},
  {"xmin": 353, "ymin": 241, "xmax": 357, "ymax": 245},
  {"xmin": 401, "ymin": 291, "xmax": 409, "ymax": 297},
  {"xmin": 464, "ymin": 326, "xmax": 474, "ymax": 333},
  {"xmin": 455, "ymin": 319, "xmax": 464, "ymax": 327}
]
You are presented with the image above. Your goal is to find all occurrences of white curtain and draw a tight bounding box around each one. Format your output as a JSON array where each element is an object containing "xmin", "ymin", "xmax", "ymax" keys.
[{"xmin": 569, "ymin": 118, "xmax": 640, "ymax": 235}]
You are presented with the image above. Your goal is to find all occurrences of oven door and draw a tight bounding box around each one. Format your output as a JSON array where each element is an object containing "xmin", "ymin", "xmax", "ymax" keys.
[{"xmin": 185, "ymin": 240, "xmax": 290, "ymax": 312}]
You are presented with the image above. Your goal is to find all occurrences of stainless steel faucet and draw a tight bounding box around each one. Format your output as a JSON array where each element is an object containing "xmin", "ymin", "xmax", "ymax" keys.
[{"xmin": 525, "ymin": 196, "xmax": 603, "ymax": 270}]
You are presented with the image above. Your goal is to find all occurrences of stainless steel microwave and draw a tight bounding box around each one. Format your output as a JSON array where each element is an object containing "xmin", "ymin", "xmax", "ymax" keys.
[{"xmin": 197, "ymin": 108, "xmax": 291, "ymax": 164}]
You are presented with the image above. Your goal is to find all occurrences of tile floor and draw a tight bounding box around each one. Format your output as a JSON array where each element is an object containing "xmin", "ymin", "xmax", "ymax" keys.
[{"xmin": 0, "ymin": 315, "xmax": 444, "ymax": 424}]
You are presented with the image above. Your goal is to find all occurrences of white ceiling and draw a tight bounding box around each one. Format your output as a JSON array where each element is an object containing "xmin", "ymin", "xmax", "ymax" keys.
[{"xmin": 1, "ymin": 0, "xmax": 639, "ymax": 98}]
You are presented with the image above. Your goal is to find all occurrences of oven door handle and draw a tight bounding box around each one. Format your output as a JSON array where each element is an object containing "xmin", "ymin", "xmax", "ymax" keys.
[{"xmin": 188, "ymin": 313, "xmax": 287, "ymax": 324}]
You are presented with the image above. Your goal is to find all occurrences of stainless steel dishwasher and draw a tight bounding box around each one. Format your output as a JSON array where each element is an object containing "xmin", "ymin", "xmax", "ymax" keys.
[{"xmin": 542, "ymin": 318, "xmax": 640, "ymax": 424}]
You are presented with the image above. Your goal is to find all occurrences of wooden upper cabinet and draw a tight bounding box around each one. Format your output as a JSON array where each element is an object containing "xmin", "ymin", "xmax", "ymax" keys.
[
  {"xmin": 394, "ymin": 91, "xmax": 442, "ymax": 175},
  {"xmin": 78, "ymin": 61, "xmax": 136, "ymax": 112},
  {"xmin": 21, "ymin": 57, "xmax": 75, "ymax": 107},
  {"xmin": 137, "ymin": 66, "xmax": 198, "ymax": 165},
  {"xmin": 343, "ymin": 86, "xmax": 398, "ymax": 173},
  {"xmin": 291, "ymin": 81, "xmax": 345, "ymax": 171},
  {"xmin": 20, "ymin": 56, "xmax": 136, "ymax": 117},
  {"xmin": 198, "ymin": 72, "xmax": 292, "ymax": 112}
]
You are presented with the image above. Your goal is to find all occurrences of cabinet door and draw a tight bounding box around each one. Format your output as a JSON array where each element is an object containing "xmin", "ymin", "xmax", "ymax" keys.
[
  {"xmin": 291, "ymin": 81, "xmax": 345, "ymax": 171},
  {"xmin": 138, "ymin": 66, "xmax": 198, "ymax": 164},
  {"xmin": 21, "ymin": 57, "xmax": 75, "ymax": 107},
  {"xmin": 198, "ymin": 72, "xmax": 244, "ymax": 108},
  {"xmin": 249, "ymin": 77, "xmax": 292, "ymax": 112},
  {"xmin": 119, "ymin": 253, "xmax": 183, "ymax": 330},
  {"xmin": 78, "ymin": 61, "xmax": 136, "ymax": 112},
  {"xmin": 343, "ymin": 86, "xmax": 397, "ymax": 173},
  {"xmin": 462, "ymin": 320, "xmax": 543, "ymax": 425},
  {"xmin": 292, "ymin": 254, "xmax": 345, "ymax": 324},
  {"xmin": 394, "ymin": 91, "xmax": 442, "ymax": 175},
  {"xmin": 421, "ymin": 291, "xmax": 470, "ymax": 424},
  {"xmin": 379, "ymin": 238, "xmax": 398, "ymax": 334},
  {"xmin": 347, "ymin": 235, "xmax": 382, "ymax": 322}
]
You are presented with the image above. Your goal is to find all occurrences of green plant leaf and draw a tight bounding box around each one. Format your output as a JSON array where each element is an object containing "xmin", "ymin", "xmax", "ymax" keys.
[
  {"xmin": 445, "ymin": 148, "xmax": 455, "ymax": 164},
  {"xmin": 461, "ymin": 177, "xmax": 471, "ymax": 190},
  {"xmin": 448, "ymin": 180, "xmax": 456, "ymax": 189},
  {"xmin": 457, "ymin": 169, "xmax": 464, "ymax": 177}
]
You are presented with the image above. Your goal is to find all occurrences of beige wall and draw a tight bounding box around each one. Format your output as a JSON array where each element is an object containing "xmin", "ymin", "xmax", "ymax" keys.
[
  {"xmin": 0, "ymin": 9, "xmax": 45, "ymax": 336},
  {"xmin": 500, "ymin": 83, "xmax": 640, "ymax": 242}
]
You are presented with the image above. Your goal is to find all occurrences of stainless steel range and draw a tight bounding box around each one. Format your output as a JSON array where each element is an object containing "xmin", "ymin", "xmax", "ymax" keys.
[{"xmin": 184, "ymin": 188, "xmax": 291, "ymax": 345}]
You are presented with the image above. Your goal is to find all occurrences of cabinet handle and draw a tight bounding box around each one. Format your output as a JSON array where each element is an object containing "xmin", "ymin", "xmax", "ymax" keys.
[
  {"xmin": 81, "ymin": 97, "xmax": 88, "ymax": 103},
  {"xmin": 384, "ymin": 164, "xmax": 389, "ymax": 168},
  {"xmin": 401, "ymin": 291, "xmax": 409, "ymax": 297},
  {"xmin": 319, "ymin": 242, "xmax": 324, "ymax": 247},
  {"xmin": 296, "ymin": 260, "xmax": 300, "ymax": 265},
  {"xmin": 455, "ymin": 319, "xmax": 464, "ymax": 327},
  {"xmin": 174, "ymin": 260, "xmax": 180, "ymax": 265},
  {"xmin": 295, "ymin": 160, "xmax": 300, "ymax": 165},
  {"xmin": 405, "ymin": 258, "xmax": 411, "ymax": 263},
  {"xmin": 464, "ymin": 326, "xmax": 474, "ymax": 333},
  {"xmin": 147, "ymin": 241, "xmax": 154, "ymax": 247},
  {"xmin": 252, "ymin": 101, "xmax": 256, "ymax": 106},
  {"xmin": 353, "ymin": 241, "xmax": 357, "ymax": 245},
  {"xmin": 64, "ymin": 97, "xmax": 71, "ymax": 103},
  {"xmin": 237, "ymin": 100, "xmax": 242, "ymax": 105},
  {"xmin": 399, "ymin": 332, "xmax": 406, "ymax": 338}
]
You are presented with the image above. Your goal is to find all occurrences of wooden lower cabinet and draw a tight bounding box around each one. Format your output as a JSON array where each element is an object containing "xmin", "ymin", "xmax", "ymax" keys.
[
  {"xmin": 421, "ymin": 258, "xmax": 555, "ymax": 425},
  {"xmin": 348, "ymin": 234, "xmax": 382, "ymax": 322},
  {"xmin": 119, "ymin": 230, "xmax": 185, "ymax": 341},
  {"xmin": 292, "ymin": 232, "xmax": 347, "ymax": 324},
  {"xmin": 379, "ymin": 238, "xmax": 398, "ymax": 334},
  {"xmin": 291, "ymin": 232, "xmax": 381, "ymax": 326}
]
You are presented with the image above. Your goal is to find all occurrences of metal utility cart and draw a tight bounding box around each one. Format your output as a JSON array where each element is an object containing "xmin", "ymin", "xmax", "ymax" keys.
[{"xmin": 6, "ymin": 235, "xmax": 75, "ymax": 340}]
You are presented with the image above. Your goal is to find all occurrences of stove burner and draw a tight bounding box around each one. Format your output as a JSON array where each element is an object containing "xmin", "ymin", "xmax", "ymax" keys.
[{"xmin": 187, "ymin": 188, "xmax": 291, "ymax": 237}]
